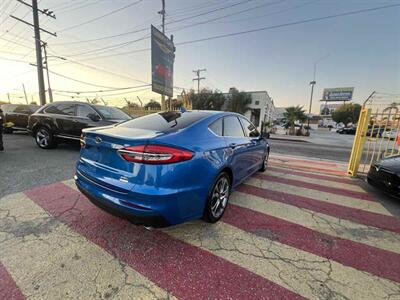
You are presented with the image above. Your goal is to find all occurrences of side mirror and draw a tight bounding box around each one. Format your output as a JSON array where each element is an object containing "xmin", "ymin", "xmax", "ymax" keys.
[{"xmin": 88, "ymin": 113, "xmax": 100, "ymax": 122}]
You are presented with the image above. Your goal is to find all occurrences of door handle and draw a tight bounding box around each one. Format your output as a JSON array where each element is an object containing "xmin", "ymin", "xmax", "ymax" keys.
[{"xmin": 229, "ymin": 143, "xmax": 237, "ymax": 149}]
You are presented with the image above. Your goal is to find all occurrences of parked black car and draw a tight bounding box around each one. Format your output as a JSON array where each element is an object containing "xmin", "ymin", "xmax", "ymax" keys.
[
  {"xmin": 28, "ymin": 101, "xmax": 131, "ymax": 149},
  {"xmin": 0, "ymin": 104, "xmax": 40, "ymax": 133},
  {"xmin": 337, "ymin": 126, "xmax": 357, "ymax": 135},
  {"xmin": 367, "ymin": 155, "xmax": 400, "ymax": 197}
]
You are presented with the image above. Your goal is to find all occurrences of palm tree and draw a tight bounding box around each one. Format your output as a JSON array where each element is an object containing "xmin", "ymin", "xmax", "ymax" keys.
[
  {"xmin": 284, "ymin": 106, "xmax": 307, "ymax": 135},
  {"xmin": 226, "ymin": 88, "xmax": 252, "ymax": 114}
]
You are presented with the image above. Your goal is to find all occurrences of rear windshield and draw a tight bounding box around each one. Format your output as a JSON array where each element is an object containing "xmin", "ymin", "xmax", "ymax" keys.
[
  {"xmin": 120, "ymin": 111, "xmax": 211, "ymax": 132},
  {"xmin": 1, "ymin": 104, "xmax": 17, "ymax": 113},
  {"xmin": 94, "ymin": 105, "xmax": 131, "ymax": 121}
]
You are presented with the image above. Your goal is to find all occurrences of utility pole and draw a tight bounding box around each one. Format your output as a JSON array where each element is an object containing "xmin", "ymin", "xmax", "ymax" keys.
[
  {"xmin": 158, "ymin": 0, "xmax": 166, "ymax": 110},
  {"xmin": 32, "ymin": 0, "xmax": 46, "ymax": 106},
  {"xmin": 100, "ymin": 97, "xmax": 107, "ymax": 106},
  {"xmin": 193, "ymin": 69, "xmax": 206, "ymax": 94},
  {"xmin": 7, "ymin": 93, "xmax": 11, "ymax": 104},
  {"xmin": 42, "ymin": 42, "xmax": 53, "ymax": 103},
  {"xmin": 22, "ymin": 84, "xmax": 28, "ymax": 104},
  {"xmin": 137, "ymin": 96, "xmax": 143, "ymax": 107},
  {"xmin": 11, "ymin": 0, "xmax": 56, "ymax": 106},
  {"xmin": 306, "ymin": 80, "xmax": 316, "ymax": 136}
]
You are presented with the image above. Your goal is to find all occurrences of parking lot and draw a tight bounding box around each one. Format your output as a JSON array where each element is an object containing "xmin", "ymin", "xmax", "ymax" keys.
[{"xmin": 1, "ymin": 133, "xmax": 400, "ymax": 299}]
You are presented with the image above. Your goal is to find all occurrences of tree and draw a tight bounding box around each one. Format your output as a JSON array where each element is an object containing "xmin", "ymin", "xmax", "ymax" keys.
[
  {"xmin": 283, "ymin": 106, "xmax": 307, "ymax": 135},
  {"xmin": 144, "ymin": 99, "xmax": 161, "ymax": 110},
  {"xmin": 121, "ymin": 102, "xmax": 140, "ymax": 116},
  {"xmin": 189, "ymin": 88, "xmax": 226, "ymax": 110},
  {"xmin": 225, "ymin": 88, "xmax": 251, "ymax": 114},
  {"xmin": 331, "ymin": 103, "xmax": 361, "ymax": 125},
  {"xmin": 166, "ymin": 98, "xmax": 184, "ymax": 110}
]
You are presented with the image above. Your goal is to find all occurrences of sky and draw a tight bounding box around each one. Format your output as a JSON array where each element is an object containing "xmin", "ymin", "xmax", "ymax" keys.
[{"xmin": 0, "ymin": 0, "xmax": 399, "ymax": 113}]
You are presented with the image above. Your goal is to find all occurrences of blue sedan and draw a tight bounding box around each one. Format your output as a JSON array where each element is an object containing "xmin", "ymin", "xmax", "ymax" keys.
[{"xmin": 75, "ymin": 110, "xmax": 270, "ymax": 227}]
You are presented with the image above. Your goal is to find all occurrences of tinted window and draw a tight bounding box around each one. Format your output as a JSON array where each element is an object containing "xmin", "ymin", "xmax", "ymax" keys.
[
  {"xmin": 76, "ymin": 105, "xmax": 98, "ymax": 118},
  {"xmin": 45, "ymin": 104, "xmax": 75, "ymax": 116},
  {"xmin": 28, "ymin": 105, "xmax": 40, "ymax": 113},
  {"xmin": 209, "ymin": 118, "xmax": 223, "ymax": 136},
  {"xmin": 14, "ymin": 105, "xmax": 31, "ymax": 113},
  {"xmin": 223, "ymin": 116, "xmax": 245, "ymax": 137},
  {"xmin": 1, "ymin": 104, "xmax": 17, "ymax": 113},
  {"xmin": 240, "ymin": 117, "xmax": 260, "ymax": 137},
  {"xmin": 121, "ymin": 111, "xmax": 211, "ymax": 132},
  {"xmin": 94, "ymin": 105, "xmax": 130, "ymax": 121}
]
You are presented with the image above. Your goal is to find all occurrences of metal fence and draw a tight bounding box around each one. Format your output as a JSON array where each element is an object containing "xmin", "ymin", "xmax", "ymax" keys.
[{"xmin": 348, "ymin": 92, "xmax": 400, "ymax": 176}]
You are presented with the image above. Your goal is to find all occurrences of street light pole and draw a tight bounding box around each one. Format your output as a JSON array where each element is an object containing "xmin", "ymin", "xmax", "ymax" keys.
[
  {"xmin": 306, "ymin": 55, "xmax": 330, "ymax": 136},
  {"xmin": 307, "ymin": 80, "xmax": 316, "ymax": 135}
]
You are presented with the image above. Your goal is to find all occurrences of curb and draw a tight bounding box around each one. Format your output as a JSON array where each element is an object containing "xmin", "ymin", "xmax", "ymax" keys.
[{"xmin": 269, "ymin": 136, "xmax": 310, "ymax": 143}]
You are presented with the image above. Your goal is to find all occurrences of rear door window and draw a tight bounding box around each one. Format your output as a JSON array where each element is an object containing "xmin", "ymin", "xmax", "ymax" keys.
[
  {"xmin": 45, "ymin": 104, "xmax": 75, "ymax": 116},
  {"xmin": 223, "ymin": 116, "xmax": 245, "ymax": 137},
  {"xmin": 120, "ymin": 111, "xmax": 210, "ymax": 132},
  {"xmin": 14, "ymin": 105, "xmax": 31, "ymax": 114},
  {"xmin": 209, "ymin": 118, "xmax": 223, "ymax": 136}
]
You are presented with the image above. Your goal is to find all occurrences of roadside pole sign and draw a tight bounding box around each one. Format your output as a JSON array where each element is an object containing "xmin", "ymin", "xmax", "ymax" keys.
[
  {"xmin": 321, "ymin": 87, "xmax": 354, "ymax": 102},
  {"xmin": 151, "ymin": 25, "xmax": 175, "ymax": 97}
]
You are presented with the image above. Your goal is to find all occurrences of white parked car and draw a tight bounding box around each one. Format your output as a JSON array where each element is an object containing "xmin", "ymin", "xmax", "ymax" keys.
[{"xmin": 383, "ymin": 129, "xmax": 398, "ymax": 140}]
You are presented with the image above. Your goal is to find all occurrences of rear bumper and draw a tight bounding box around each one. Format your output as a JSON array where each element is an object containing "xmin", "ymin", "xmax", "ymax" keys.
[
  {"xmin": 367, "ymin": 170, "xmax": 400, "ymax": 198},
  {"xmin": 75, "ymin": 175, "xmax": 171, "ymax": 228}
]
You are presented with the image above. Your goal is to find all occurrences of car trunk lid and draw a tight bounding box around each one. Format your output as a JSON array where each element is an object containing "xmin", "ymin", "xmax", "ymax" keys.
[{"xmin": 78, "ymin": 125, "xmax": 162, "ymax": 193}]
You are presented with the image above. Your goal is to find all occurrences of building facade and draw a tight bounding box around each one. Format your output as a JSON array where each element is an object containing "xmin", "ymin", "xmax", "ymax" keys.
[{"xmin": 223, "ymin": 90, "xmax": 276, "ymax": 130}]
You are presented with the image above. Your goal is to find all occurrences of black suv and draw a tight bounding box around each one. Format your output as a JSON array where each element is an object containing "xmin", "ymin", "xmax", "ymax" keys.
[
  {"xmin": 28, "ymin": 101, "xmax": 131, "ymax": 149},
  {"xmin": 1, "ymin": 104, "xmax": 40, "ymax": 133}
]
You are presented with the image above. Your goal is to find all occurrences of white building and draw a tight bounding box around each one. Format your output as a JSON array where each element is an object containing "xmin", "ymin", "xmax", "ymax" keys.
[
  {"xmin": 223, "ymin": 89, "xmax": 276, "ymax": 130},
  {"xmin": 274, "ymin": 107, "xmax": 287, "ymax": 123}
]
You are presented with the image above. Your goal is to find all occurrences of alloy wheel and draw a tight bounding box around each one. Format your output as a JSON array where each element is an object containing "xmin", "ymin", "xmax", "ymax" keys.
[
  {"xmin": 36, "ymin": 129, "xmax": 50, "ymax": 148},
  {"xmin": 210, "ymin": 176, "xmax": 230, "ymax": 218}
]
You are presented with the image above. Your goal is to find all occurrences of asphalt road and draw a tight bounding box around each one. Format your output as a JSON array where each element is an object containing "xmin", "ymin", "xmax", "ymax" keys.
[
  {"xmin": 0, "ymin": 132, "xmax": 353, "ymax": 198},
  {"xmin": 0, "ymin": 132, "xmax": 80, "ymax": 198},
  {"xmin": 269, "ymin": 139, "xmax": 352, "ymax": 162},
  {"xmin": 1, "ymin": 132, "xmax": 399, "ymax": 219}
]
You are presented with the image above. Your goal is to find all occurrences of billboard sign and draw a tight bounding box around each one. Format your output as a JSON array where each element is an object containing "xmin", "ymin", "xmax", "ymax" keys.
[
  {"xmin": 322, "ymin": 87, "xmax": 354, "ymax": 102},
  {"xmin": 320, "ymin": 103, "xmax": 342, "ymax": 116},
  {"xmin": 151, "ymin": 25, "xmax": 175, "ymax": 97}
]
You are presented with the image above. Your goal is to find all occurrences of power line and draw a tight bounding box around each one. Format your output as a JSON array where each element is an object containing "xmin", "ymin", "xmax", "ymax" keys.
[
  {"xmin": 53, "ymin": 84, "xmax": 152, "ymax": 94},
  {"xmin": 65, "ymin": 33, "xmax": 149, "ymax": 58},
  {"xmin": 59, "ymin": 0, "xmax": 143, "ymax": 32},
  {"xmin": 61, "ymin": 2, "xmax": 400, "ymax": 62},
  {"xmin": 212, "ymin": 0, "xmax": 320, "ymax": 24},
  {"xmin": 54, "ymin": 0, "xmax": 262, "ymax": 59},
  {"xmin": 51, "ymin": 0, "xmax": 253, "ymax": 46},
  {"xmin": 57, "ymin": 1, "xmax": 101, "ymax": 14},
  {"xmin": 176, "ymin": 3, "xmax": 400, "ymax": 46},
  {"xmin": 53, "ymin": 86, "xmax": 152, "ymax": 98},
  {"xmin": 48, "ymin": 69, "xmax": 142, "ymax": 89},
  {"xmin": 168, "ymin": 0, "xmax": 284, "ymax": 33},
  {"xmin": 0, "ymin": 36, "xmax": 35, "ymax": 49}
]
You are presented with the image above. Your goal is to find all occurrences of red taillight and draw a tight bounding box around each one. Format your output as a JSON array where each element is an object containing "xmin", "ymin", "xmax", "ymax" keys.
[{"xmin": 118, "ymin": 145, "xmax": 193, "ymax": 164}]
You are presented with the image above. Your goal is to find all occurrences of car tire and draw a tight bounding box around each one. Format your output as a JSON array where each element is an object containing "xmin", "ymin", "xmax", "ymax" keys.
[
  {"xmin": 3, "ymin": 127, "xmax": 13, "ymax": 134},
  {"xmin": 203, "ymin": 172, "xmax": 231, "ymax": 223},
  {"xmin": 35, "ymin": 127, "xmax": 56, "ymax": 149},
  {"xmin": 259, "ymin": 151, "xmax": 269, "ymax": 172}
]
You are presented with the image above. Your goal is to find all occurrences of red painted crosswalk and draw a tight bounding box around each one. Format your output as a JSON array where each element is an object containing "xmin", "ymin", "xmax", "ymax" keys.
[{"xmin": 1, "ymin": 154, "xmax": 399, "ymax": 299}]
